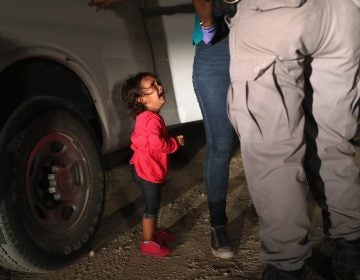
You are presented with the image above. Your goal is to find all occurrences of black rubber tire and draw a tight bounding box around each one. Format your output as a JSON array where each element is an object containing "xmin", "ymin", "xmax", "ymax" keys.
[{"xmin": 0, "ymin": 97, "xmax": 105, "ymax": 272}]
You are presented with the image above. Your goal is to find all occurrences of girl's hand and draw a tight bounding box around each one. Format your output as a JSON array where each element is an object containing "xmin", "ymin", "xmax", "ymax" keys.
[{"xmin": 176, "ymin": 135, "xmax": 185, "ymax": 146}]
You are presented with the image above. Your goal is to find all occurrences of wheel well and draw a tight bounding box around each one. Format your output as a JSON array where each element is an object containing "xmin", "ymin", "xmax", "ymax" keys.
[{"xmin": 0, "ymin": 58, "xmax": 103, "ymax": 145}]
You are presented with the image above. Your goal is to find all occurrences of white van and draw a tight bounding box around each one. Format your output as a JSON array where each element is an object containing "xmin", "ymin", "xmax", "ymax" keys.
[{"xmin": 0, "ymin": 0, "xmax": 200, "ymax": 272}]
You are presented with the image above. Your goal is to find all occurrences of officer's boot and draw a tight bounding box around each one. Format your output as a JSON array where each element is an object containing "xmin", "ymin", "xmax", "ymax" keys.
[{"xmin": 332, "ymin": 237, "xmax": 360, "ymax": 280}]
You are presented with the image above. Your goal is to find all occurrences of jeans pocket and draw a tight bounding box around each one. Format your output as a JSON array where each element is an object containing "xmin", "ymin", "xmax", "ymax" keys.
[{"xmin": 251, "ymin": 0, "xmax": 306, "ymax": 11}]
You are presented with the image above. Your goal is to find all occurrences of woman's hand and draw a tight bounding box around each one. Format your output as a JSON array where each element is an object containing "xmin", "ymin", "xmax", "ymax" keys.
[{"xmin": 192, "ymin": 0, "xmax": 213, "ymax": 27}]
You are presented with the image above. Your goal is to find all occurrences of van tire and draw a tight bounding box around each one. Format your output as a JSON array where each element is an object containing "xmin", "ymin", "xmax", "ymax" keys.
[{"xmin": 0, "ymin": 97, "xmax": 105, "ymax": 272}]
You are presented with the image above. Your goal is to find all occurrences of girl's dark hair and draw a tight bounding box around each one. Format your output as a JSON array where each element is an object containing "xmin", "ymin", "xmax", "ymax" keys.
[{"xmin": 121, "ymin": 72, "xmax": 162, "ymax": 116}]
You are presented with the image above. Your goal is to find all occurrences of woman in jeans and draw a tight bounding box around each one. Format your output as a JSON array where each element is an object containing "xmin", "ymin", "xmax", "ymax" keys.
[{"xmin": 192, "ymin": 0, "xmax": 237, "ymax": 259}]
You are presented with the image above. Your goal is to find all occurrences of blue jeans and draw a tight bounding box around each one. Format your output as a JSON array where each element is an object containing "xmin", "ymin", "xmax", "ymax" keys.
[
  {"xmin": 131, "ymin": 165, "xmax": 162, "ymax": 220},
  {"xmin": 193, "ymin": 36, "xmax": 237, "ymax": 227}
]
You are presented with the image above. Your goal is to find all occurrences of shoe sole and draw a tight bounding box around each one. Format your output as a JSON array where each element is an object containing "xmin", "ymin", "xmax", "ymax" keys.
[{"xmin": 211, "ymin": 248, "xmax": 234, "ymax": 259}]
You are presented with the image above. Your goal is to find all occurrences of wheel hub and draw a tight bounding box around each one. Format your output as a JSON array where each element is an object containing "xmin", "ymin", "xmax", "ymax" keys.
[
  {"xmin": 25, "ymin": 132, "xmax": 89, "ymax": 233},
  {"xmin": 47, "ymin": 165, "xmax": 74, "ymax": 201}
]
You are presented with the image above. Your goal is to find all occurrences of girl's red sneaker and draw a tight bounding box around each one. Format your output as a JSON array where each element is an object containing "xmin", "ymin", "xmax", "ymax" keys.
[{"xmin": 139, "ymin": 240, "xmax": 170, "ymax": 257}]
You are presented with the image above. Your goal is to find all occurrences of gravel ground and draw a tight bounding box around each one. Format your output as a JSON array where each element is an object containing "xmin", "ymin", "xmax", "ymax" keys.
[{"xmin": 1, "ymin": 122, "xmax": 355, "ymax": 280}]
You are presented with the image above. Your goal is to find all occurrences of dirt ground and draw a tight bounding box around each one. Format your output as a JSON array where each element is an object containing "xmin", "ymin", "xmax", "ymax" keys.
[{"xmin": 1, "ymin": 121, "xmax": 352, "ymax": 280}]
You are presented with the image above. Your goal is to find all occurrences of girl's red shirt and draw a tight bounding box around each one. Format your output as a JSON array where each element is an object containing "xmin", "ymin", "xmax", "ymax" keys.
[{"xmin": 130, "ymin": 110, "xmax": 179, "ymax": 183}]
